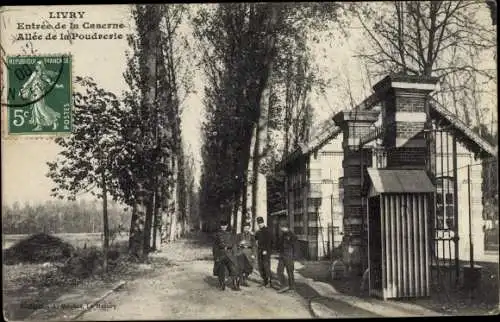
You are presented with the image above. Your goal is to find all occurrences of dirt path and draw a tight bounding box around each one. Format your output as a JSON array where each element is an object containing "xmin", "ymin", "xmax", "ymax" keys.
[{"xmin": 77, "ymin": 235, "xmax": 313, "ymax": 320}]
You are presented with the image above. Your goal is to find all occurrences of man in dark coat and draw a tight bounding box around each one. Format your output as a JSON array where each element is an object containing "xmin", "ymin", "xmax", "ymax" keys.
[
  {"xmin": 276, "ymin": 221, "xmax": 298, "ymax": 293},
  {"xmin": 212, "ymin": 219, "xmax": 240, "ymax": 291},
  {"xmin": 235, "ymin": 220, "xmax": 256, "ymax": 287},
  {"xmin": 255, "ymin": 216, "xmax": 273, "ymax": 288}
]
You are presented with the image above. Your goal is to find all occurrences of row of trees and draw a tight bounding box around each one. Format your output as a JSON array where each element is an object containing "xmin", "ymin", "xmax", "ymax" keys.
[
  {"xmin": 2, "ymin": 200, "xmax": 130, "ymax": 235},
  {"xmin": 196, "ymin": 3, "xmax": 342, "ymax": 232},
  {"xmin": 349, "ymin": 1, "xmax": 496, "ymax": 132},
  {"xmin": 46, "ymin": 4, "xmax": 197, "ymax": 269},
  {"xmin": 350, "ymin": 1, "xmax": 498, "ymax": 223},
  {"xmin": 197, "ymin": 1, "xmax": 497, "ymax": 233}
]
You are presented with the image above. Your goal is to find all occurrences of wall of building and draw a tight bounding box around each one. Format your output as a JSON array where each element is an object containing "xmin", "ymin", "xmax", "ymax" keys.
[
  {"xmin": 309, "ymin": 137, "xmax": 344, "ymax": 259},
  {"xmin": 284, "ymin": 136, "xmax": 345, "ymax": 260}
]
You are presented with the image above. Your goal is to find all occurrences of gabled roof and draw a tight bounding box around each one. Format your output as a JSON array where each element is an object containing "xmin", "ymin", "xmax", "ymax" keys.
[
  {"xmin": 277, "ymin": 118, "xmax": 341, "ymax": 169},
  {"xmin": 429, "ymin": 98, "xmax": 497, "ymax": 159},
  {"xmin": 278, "ymin": 94, "xmax": 381, "ymax": 169},
  {"xmin": 279, "ymin": 94, "xmax": 497, "ymax": 169}
]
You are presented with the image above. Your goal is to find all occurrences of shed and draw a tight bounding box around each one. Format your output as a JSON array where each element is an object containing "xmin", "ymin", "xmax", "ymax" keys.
[{"xmin": 365, "ymin": 169, "xmax": 436, "ymax": 299}]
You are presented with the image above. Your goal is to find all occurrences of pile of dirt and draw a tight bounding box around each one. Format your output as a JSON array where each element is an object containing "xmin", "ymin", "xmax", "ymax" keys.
[
  {"xmin": 4, "ymin": 233, "xmax": 130, "ymax": 280},
  {"xmin": 3, "ymin": 233, "xmax": 75, "ymax": 265}
]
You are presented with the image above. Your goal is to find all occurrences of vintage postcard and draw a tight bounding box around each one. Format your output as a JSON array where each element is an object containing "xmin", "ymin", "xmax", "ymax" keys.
[{"xmin": 1, "ymin": 3, "xmax": 498, "ymax": 321}]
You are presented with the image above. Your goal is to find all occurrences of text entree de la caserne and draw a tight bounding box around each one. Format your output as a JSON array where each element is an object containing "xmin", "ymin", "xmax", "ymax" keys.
[{"xmin": 15, "ymin": 10, "xmax": 127, "ymax": 41}]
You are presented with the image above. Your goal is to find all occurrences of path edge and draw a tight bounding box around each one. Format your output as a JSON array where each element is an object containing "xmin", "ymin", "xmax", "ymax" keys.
[{"xmin": 70, "ymin": 280, "xmax": 126, "ymax": 321}]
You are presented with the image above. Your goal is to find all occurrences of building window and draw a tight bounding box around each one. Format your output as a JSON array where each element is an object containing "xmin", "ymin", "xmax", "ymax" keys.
[
  {"xmin": 294, "ymin": 214, "xmax": 303, "ymax": 224},
  {"xmin": 294, "ymin": 227, "xmax": 304, "ymax": 235},
  {"xmin": 436, "ymin": 176, "xmax": 455, "ymax": 230},
  {"xmin": 338, "ymin": 177, "xmax": 344, "ymax": 201},
  {"xmin": 310, "ymin": 169, "xmax": 322, "ymax": 180},
  {"xmin": 309, "ymin": 227, "xmax": 319, "ymax": 236},
  {"xmin": 308, "ymin": 212, "xmax": 319, "ymax": 221},
  {"xmin": 436, "ymin": 193, "xmax": 443, "ymax": 205},
  {"xmin": 310, "ymin": 183, "xmax": 322, "ymax": 193},
  {"xmin": 294, "ymin": 199, "xmax": 300, "ymax": 209},
  {"xmin": 445, "ymin": 193, "xmax": 453, "ymax": 204}
]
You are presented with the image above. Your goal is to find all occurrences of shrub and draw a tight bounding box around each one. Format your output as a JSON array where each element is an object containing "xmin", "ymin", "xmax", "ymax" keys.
[{"xmin": 60, "ymin": 246, "xmax": 127, "ymax": 278}]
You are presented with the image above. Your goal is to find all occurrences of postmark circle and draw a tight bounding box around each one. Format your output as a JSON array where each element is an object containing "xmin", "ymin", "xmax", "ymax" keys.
[
  {"xmin": 1, "ymin": 52, "xmax": 66, "ymax": 108},
  {"xmin": 0, "ymin": 12, "xmax": 72, "ymax": 109},
  {"xmin": 0, "ymin": 9, "xmax": 78, "ymax": 136}
]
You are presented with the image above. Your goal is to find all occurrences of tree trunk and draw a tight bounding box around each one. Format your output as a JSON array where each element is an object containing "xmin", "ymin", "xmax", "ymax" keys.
[
  {"xmin": 151, "ymin": 190, "xmax": 160, "ymax": 251},
  {"xmin": 101, "ymin": 171, "xmax": 109, "ymax": 273},
  {"xmin": 129, "ymin": 191, "xmax": 148, "ymax": 261},
  {"xmin": 250, "ymin": 53, "xmax": 273, "ymax": 228},
  {"xmin": 241, "ymin": 175, "xmax": 249, "ymax": 227},
  {"xmin": 185, "ymin": 183, "xmax": 192, "ymax": 233},
  {"xmin": 128, "ymin": 5, "xmax": 161, "ymax": 261},
  {"xmin": 251, "ymin": 122, "xmax": 261, "ymax": 227},
  {"xmin": 169, "ymin": 155, "xmax": 178, "ymax": 242},
  {"xmin": 232, "ymin": 193, "xmax": 241, "ymax": 234},
  {"xmin": 236, "ymin": 193, "xmax": 243, "ymax": 233},
  {"xmin": 235, "ymin": 118, "xmax": 253, "ymax": 230},
  {"xmin": 178, "ymin": 150, "xmax": 187, "ymax": 238},
  {"xmin": 128, "ymin": 204, "xmax": 137, "ymax": 250},
  {"xmin": 160, "ymin": 208, "xmax": 169, "ymax": 244},
  {"xmin": 143, "ymin": 195, "xmax": 154, "ymax": 255}
]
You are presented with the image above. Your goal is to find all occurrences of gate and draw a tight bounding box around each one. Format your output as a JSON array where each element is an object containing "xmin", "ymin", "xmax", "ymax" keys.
[
  {"xmin": 428, "ymin": 127, "xmax": 460, "ymax": 291},
  {"xmin": 428, "ymin": 123, "xmax": 498, "ymax": 294}
]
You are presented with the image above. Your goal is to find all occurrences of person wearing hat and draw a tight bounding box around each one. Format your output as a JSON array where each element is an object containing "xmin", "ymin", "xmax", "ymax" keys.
[
  {"xmin": 212, "ymin": 219, "xmax": 240, "ymax": 291},
  {"xmin": 255, "ymin": 216, "xmax": 273, "ymax": 288},
  {"xmin": 276, "ymin": 221, "xmax": 298, "ymax": 293},
  {"xmin": 235, "ymin": 220, "xmax": 257, "ymax": 287}
]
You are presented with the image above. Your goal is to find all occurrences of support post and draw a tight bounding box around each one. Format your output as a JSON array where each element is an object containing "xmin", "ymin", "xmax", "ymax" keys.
[
  {"xmin": 467, "ymin": 164, "xmax": 474, "ymax": 268},
  {"xmin": 330, "ymin": 191, "xmax": 334, "ymax": 254},
  {"xmin": 452, "ymin": 135, "xmax": 459, "ymax": 284}
]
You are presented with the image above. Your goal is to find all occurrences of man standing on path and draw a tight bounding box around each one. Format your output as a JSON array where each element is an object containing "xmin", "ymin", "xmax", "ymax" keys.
[
  {"xmin": 276, "ymin": 222, "xmax": 298, "ymax": 293},
  {"xmin": 255, "ymin": 216, "xmax": 273, "ymax": 288},
  {"xmin": 236, "ymin": 221, "xmax": 257, "ymax": 287},
  {"xmin": 212, "ymin": 219, "xmax": 241, "ymax": 291}
]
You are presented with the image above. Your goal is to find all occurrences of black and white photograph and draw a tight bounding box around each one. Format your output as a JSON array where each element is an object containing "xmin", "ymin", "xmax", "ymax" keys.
[{"xmin": 1, "ymin": 2, "xmax": 498, "ymax": 320}]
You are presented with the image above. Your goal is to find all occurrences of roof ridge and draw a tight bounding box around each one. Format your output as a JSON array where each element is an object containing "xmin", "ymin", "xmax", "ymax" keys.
[
  {"xmin": 279, "ymin": 94, "xmax": 497, "ymax": 169},
  {"xmin": 429, "ymin": 98, "xmax": 497, "ymax": 158}
]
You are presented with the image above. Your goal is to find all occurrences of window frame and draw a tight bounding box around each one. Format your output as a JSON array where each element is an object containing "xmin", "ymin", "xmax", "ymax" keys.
[{"xmin": 435, "ymin": 176, "xmax": 456, "ymax": 230}]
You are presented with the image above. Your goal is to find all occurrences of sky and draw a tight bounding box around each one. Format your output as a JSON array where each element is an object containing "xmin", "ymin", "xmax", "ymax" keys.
[
  {"xmin": 1, "ymin": 4, "xmax": 496, "ymax": 206},
  {"xmin": 1, "ymin": 5, "xmax": 207, "ymax": 205}
]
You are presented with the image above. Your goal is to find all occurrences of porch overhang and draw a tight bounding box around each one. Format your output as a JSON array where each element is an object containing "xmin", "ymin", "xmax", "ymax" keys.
[{"xmin": 366, "ymin": 169, "xmax": 436, "ymax": 197}]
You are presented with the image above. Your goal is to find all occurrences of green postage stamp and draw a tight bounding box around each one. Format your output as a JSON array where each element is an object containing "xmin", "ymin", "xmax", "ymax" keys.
[{"xmin": 6, "ymin": 55, "xmax": 72, "ymax": 135}]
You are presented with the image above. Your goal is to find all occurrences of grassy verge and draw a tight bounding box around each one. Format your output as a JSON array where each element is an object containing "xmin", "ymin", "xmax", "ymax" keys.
[{"xmin": 2, "ymin": 233, "xmax": 173, "ymax": 321}]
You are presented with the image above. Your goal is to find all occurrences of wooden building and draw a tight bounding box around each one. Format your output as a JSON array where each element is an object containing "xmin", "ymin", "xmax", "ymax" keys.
[{"xmin": 280, "ymin": 127, "xmax": 345, "ymax": 260}]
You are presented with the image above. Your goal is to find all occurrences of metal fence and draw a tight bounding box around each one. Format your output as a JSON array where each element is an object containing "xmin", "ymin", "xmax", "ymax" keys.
[{"xmin": 429, "ymin": 128, "xmax": 498, "ymax": 292}]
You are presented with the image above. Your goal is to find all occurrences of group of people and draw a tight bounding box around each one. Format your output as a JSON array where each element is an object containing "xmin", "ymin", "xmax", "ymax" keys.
[{"xmin": 212, "ymin": 216, "xmax": 298, "ymax": 293}]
